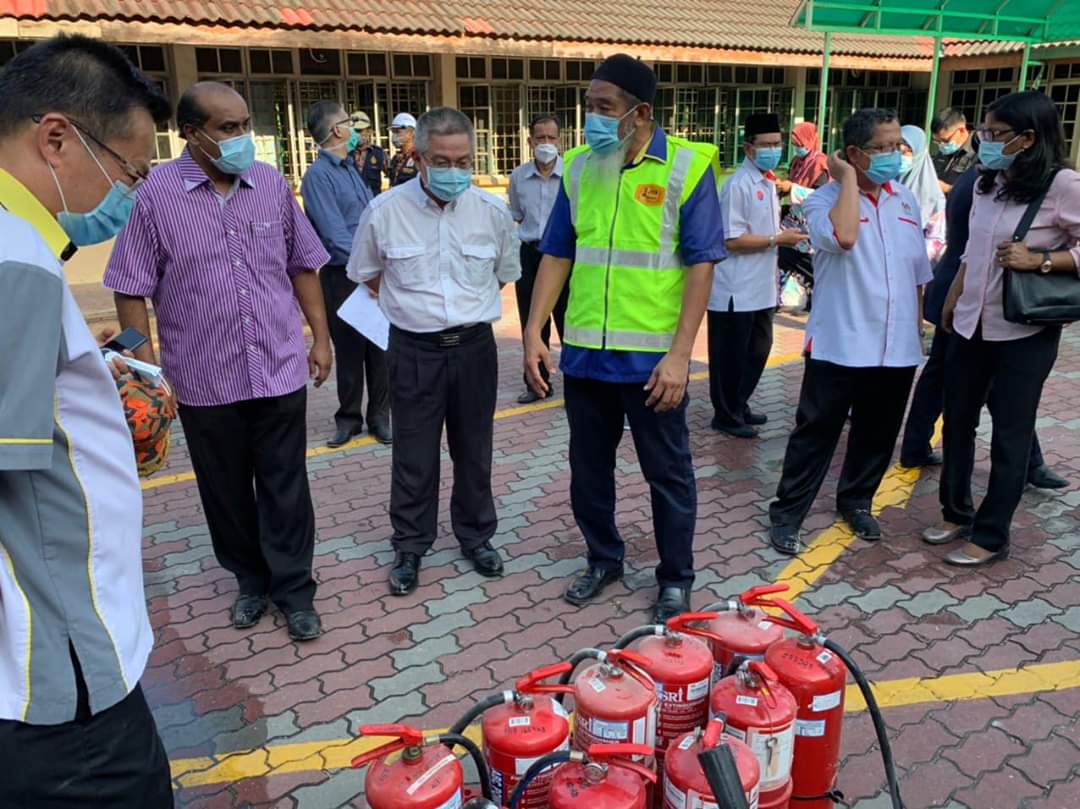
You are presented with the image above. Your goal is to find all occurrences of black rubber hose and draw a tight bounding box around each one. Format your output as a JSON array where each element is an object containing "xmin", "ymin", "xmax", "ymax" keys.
[
  {"xmin": 507, "ymin": 751, "xmax": 574, "ymax": 809},
  {"xmin": 614, "ymin": 625, "xmax": 662, "ymax": 649},
  {"xmin": 698, "ymin": 746, "xmax": 750, "ymax": 809},
  {"xmin": 449, "ymin": 693, "xmax": 508, "ymax": 736},
  {"xmin": 555, "ymin": 647, "xmax": 605, "ymax": 705},
  {"xmin": 438, "ymin": 733, "xmax": 494, "ymax": 802},
  {"xmin": 722, "ymin": 654, "xmax": 749, "ymax": 679},
  {"xmin": 823, "ymin": 639, "xmax": 904, "ymax": 809}
]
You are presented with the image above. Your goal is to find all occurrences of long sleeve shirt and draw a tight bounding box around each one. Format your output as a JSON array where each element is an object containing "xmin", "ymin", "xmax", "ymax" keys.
[{"xmin": 301, "ymin": 149, "xmax": 374, "ymax": 266}]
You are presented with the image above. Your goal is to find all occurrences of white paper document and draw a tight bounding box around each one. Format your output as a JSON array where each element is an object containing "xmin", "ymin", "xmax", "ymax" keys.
[{"xmin": 337, "ymin": 286, "xmax": 390, "ymax": 350}]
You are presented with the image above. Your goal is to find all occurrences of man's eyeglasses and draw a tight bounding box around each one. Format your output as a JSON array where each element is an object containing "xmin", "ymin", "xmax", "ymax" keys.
[
  {"xmin": 860, "ymin": 143, "xmax": 900, "ymax": 156},
  {"xmin": 32, "ymin": 113, "xmax": 150, "ymax": 192}
]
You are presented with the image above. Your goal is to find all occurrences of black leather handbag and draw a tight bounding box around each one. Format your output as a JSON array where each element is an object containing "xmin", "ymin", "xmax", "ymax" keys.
[{"xmin": 1002, "ymin": 169, "xmax": 1080, "ymax": 325}]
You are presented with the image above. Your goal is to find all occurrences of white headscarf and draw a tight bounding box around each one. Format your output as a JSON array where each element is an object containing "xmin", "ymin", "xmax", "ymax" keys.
[{"xmin": 900, "ymin": 125, "xmax": 946, "ymax": 225}]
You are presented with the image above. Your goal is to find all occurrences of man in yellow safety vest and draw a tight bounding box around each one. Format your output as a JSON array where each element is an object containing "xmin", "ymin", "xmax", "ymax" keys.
[{"xmin": 523, "ymin": 53, "xmax": 727, "ymax": 623}]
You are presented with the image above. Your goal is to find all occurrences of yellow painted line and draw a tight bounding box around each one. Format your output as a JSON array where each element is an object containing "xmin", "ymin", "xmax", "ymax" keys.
[
  {"xmin": 170, "ymin": 659, "xmax": 1080, "ymax": 788},
  {"xmin": 142, "ymin": 350, "xmax": 805, "ymax": 492},
  {"xmin": 0, "ymin": 438, "xmax": 52, "ymax": 445},
  {"xmin": 774, "ymin": 419, "xmax": 944, "ymax": 602}
]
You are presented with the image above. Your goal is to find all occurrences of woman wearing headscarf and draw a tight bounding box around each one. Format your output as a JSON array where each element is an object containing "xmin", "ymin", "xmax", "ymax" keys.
[
  {"xmin": 899, "ymin": 124, "xmax": 947, "ymax": 262},
  {"xmin": 788, "ymin": 122, "xmax": 830, "ymax": 202}
]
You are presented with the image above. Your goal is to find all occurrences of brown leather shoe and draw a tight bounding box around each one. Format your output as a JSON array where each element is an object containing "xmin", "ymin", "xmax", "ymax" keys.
[{"xmin": 944, "ymin": 542, "xmax": 1009, "ymax": 567}]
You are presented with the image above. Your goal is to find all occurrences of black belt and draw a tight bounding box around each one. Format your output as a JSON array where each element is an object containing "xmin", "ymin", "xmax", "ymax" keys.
[
  {"xmin": 523, "ymin": 240, "xmax": 541, "ymax": 248},
  {"xmin": 391, "ymin": 322, "xmax": 489, "ymax": 348}
]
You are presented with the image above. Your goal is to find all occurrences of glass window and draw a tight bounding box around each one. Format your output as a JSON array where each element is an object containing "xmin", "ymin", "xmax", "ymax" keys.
[
  {"xmin": 300, "ymin": 49, "xmax": 341, "ymax": 76},
  {"xmin": 249, "ymin": 50, "xmax": 272, "ymax": 74},
  {"xmin": 219, "ymin": 48, "xmax": 243, "ymax": 74},
  {"xmin": 272, "ymin": 50, "xmax": 294, "ymax": 74},
  {"xmin": 196, "ymin": 47, "xmax": 219, "ymax": 74},
  {"xmin": 139, "ymin": 45, "xmax": 166, "ymax": 73},
  {"xmin": 459, "ymin": 85, "xmax": 493, "ymax": 174},
  {"xmin": 393, "ymin": 54, "xmax": 413, "ymax": 77}
]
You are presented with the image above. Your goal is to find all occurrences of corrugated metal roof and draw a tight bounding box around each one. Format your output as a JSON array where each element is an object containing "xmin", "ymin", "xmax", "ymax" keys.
[{"xmin": 0, "ymin": 0, "xmax": 937, "ymax": 58}]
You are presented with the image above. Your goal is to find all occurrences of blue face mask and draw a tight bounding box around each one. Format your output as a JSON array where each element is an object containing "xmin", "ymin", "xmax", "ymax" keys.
[
  {"xmin": 752, "ymin": 146, "xmax": 782, "ymax": 172},
  {"xmin": 201, "ymin": 130, "xmax": 256, "ymax": 175},
  {"xmin": 978, "ymin": 136, "xmax": 1021, "ymax": 171},
  {"xmin": 862, "ymin": 150, "xmax": 902, "ymax": 185},
  {"xmin": 346, "ymin": 129, "xmax": 361, "ymax": 153},
  {"xmin": 793, "ymin": 146, "xmax": 810, "ymax": 158},
  {"xmin": 584, "ymin": 108, "xmax": 637, "ymax": 156},
  {"xmin": 425, "ymin": 166, "xmax": 471, "ymax": 202},
  {"xmin": 900, "ymin": 155, "xmax": 914, "ymax": 176},
  {"xmin": 49, "ymin": 128, "xmax": 137, "ymax": 246},
  {"xmin": 937, "ymin": 140, "xmax": 961, "ymax": 156}
]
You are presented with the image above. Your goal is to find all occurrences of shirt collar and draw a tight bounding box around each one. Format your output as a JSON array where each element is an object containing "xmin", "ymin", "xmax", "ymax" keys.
[
  {"xmin": 406, "ymin": 175, "xmax": 466, "ymax": 212},
  {"xmin": 526, "ymin": 155, "xmax": 564, "ymax": 178},
  {"xmin": 178, "ymin": 147, "xmax": 255, "ymax": 192},
  {"xmin": 643, "ymin": 126, "xmax": 667, "ymax": 163},
  {"xmin": 317, "ymin": 148, "xmax": 350, "ymax": 168},
  {"xmin": 0, "ymin": 167, "xmax": 74, "ymax": 261},
  {"xmin": 741, "ymin": 157, "xmax": 776, "ymax": 183}
]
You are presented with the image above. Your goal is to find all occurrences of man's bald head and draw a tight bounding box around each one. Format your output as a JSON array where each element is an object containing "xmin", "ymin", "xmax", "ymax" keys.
[{"xmin": 177, "ymin": 81, "xmax": 249, "ymax": 141}]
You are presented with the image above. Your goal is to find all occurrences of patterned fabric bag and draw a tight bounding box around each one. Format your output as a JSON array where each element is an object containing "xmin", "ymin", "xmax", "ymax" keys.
[{"xmin": 117, "ymin": 376, "xmax": 175, "ymax": 477}]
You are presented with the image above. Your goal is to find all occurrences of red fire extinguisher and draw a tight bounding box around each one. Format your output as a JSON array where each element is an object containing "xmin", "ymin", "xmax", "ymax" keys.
[
  {"xmin": 351, "ymin": 723, "xmax": 492, "ymax": 809},
  {"xmin": 547, "ymin": 744, "xmax": 658, "ymax": 809},
  {"xmin": 699, "ymin": 584, "xmax": 789, "ymax": 683},
  {"xmin": 567, "ymin": 649, "xmax": 659, "ymax": 755},
  {"xmin": 663, "ymin": 717, "xmax": 761, "ymax": 809},
  {"xmin": 710, "ymin": 661, "xmax": 798, "ymax": 809}
]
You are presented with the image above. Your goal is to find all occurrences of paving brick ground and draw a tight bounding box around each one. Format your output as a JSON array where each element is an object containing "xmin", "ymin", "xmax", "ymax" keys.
[{"xmin": 134, "ymin": 291, "xmax": 1080, "ymax": 808}]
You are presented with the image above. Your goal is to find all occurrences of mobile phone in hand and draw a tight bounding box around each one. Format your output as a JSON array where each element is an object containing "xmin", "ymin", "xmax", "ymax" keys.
[{"xmin": 103, "ymin": 327, "xmax": 149, "ymax": 355}]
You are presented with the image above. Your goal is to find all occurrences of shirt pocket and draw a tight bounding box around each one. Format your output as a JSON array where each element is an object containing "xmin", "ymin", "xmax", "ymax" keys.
[
  {"xmin": 461, "ymin": 243, "xmax": 497, "ymax": 286},
  {"xmin": 249, "ymin": 220, "xmax": 287, "ymax": 272},
  {"xmin": 385, "ymin": 245, "xmax": 433, "ymax": 290}
]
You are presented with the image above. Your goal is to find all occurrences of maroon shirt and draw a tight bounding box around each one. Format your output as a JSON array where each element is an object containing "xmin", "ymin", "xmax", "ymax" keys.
[{"xmin": 105, "ymin": 149, "xmax": 329, "ymax": 406}]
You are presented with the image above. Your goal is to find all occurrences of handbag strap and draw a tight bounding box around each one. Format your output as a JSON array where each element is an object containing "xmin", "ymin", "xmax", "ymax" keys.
[{"xmin": 1012, "ymin": 168, "xmax": 1062, "ymax": 243}]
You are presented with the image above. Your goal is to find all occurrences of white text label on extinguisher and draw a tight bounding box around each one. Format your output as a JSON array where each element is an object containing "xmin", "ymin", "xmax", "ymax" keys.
[
  {"xmin": 405, "ymin": 754, "xmax": 458, "ymax": 796},
  {"xmin": 735, "ymin": 696, "xmax": 759, "ymax": 707},
  {"xmin": 588, "ymin": 717, "xmax": 629, "ymax": 740},
  {"xmin": 515, "ymin": 736, "xmax": 570, "ymax": 775},
  {"xmin": 508, "ymin": 716, "xmax": 531, "ymax": 727},
  {"xmin": 795, "ymin": 718, "xmax": 826, "ymax": 737},
  {"xmin": 433, "ymin": 792, "xmax": 463, "ymax": 809},
  {"xmin": 662, "ymin": 778, "xmax": 760, "ymax": 809},
  {"xmin": 810, "ymin": 690, "xmax": 843, "ymax": 712}
]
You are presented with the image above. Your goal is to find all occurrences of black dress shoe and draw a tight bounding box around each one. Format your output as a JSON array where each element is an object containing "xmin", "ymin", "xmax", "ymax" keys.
[
  {"xmin": 840, "ymin": 508, "xmax": 881, "ymax": 541},
  {"xmin": 327, "ymin": 428, "xmax": 359, "ymax": 448},
  {"xmin": 900, "ymin": 450, "xmax": 943, "ymax": 468},
  {"xmin": 769, "ymin": 523, "xmax": 801, "ymax": 556},
  {"xmin": 1028, "ymin": 464, "xmax": 1068, "ymax": 490},
  {"xmin": 390, "ymin": 552, "xmax": 421, "ymax": 596},
  {"xmin": 231, "ymin": 594, "xmax": 268, "ymax": 629},
  {"xmin": 653, "ymin": 587, "xmax": 692, "ymax": 624},
  {"xmin": 285, "ymin": 609, "xmax": 323, "ymax": 641},
  {"xmin": 711, "ymin": 419, "xmax": 758, "ymax": 439},
  {"xmin": 744, "ymin": 410, "xmax": 768, "ymax": 426},
  {"xmin": 517, "ymin": 388, "xmax": 543, "ymax": 404},
  {"xmin": 464, "ymin": 541, "xmax": 505, "ymax": 577},
  {"xmin": 564, "ymin": 565, "xmax": 623, "ymax": 606},
  {"xmin": 369, "ymin": 422, "xmax": 393, "ymax": 445}
]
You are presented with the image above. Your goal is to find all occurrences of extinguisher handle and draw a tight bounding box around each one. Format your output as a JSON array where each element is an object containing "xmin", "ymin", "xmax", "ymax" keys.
[
  {"xmin": 515, "ymin": 662, "xmax": 575, "ymax": 694},
  {"xmin": 585, "ymin": 744, "xmax": 659, "ymax": 784},
  {"xmin": 756, "ymin": 596, "xmax": 820, "ymax": 636},
  {"xmin": 746, "ymin": 660, "xmax": 779, "ymax": 684},
  {"xmin": 702, "ymin": 716, "xmax": 726, "ymax": 748},
  {"xmin": 664, "ymin": 611, "xmax": 722, "ymax": 637},
  {"xmin": 738, "ymin": 583, "xmax": 789, "ymax": 605},
  {"xmin": 351, "ymin": 724, "xmax": 426, "ymax": 769},
  {"xmin": 606, "ymin": 649, "xmax": 656, "ymax": 688}
]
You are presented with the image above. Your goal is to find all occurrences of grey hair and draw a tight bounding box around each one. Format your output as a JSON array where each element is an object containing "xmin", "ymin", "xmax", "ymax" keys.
[
  {"xmin": 415, "ymin": 107, "xmax": 475, "ymax": 155},
  {"xmin": 843, "ymin": 107, "xmax": 898, "ymax": 150},
  {"xmin": 307, "ymin": 100, "xmax": 345, "ymax": 145}
]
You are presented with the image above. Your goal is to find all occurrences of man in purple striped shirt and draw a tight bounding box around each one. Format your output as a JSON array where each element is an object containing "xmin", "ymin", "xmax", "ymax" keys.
[{"xmin": 105, "ymin": 82, "xmax": 332, "ymax": 642}]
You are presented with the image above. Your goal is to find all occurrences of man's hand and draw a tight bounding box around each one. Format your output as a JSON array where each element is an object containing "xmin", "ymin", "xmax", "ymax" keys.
[
  {"xmin": 96, "ymin": 327, "xmax": 131, "ymax": 381},
  {"xmin": 776, "ymin": 229, "xmax": 810, "ymax": 248},
  {"xmin": 828, "ymin": 150, "xmax": 855, "ymax": 181},
  {"xmin": 644, "ymin": 351, "xmax": 690, "ymax": 412},
  {"xmin": 524, "ymin": 327, "xmax": 554, "ymax": 397},
  {"xmin": 775, "ymin": 179, "xmax": 793, "ymax": 195},
  {"xmin": 309, "ymin": 339, "xmax": 333, "ymax": 387},
  {"xmin": 995, "ymin": 241, "xmax": 1041, "ymax": 272}
]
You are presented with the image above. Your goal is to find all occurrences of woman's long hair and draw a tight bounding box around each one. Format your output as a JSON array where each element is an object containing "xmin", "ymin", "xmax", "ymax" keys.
[{"xmin": 977, "ymin": 90, "xmax": 1069, "ymax": 203}]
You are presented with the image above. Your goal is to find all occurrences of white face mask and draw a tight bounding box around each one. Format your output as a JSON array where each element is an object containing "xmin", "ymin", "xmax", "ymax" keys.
[{"xmin": 534, "ymin": 143, "xmax": 559, "ymax": 164}]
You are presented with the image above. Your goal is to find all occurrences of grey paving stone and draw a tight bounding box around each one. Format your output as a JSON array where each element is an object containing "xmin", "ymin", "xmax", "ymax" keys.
[
  {"xmin": 313, "ymin": 535, "xmax": 361, "ymax": 556},
  {"xmin": 150, "ymin": 699, "xmax": 196, "ymax": 731},
  {"xmin": 212, "ymin": 709, "xmax": 300, "ymax": 755},
  {"xmin": 701, "ymin": 571, "xmax": 774, "ymax": 602},
  {"xmin": 370, "ymin": 661, "xmax": 444, "ymax": 701},
  {"xmin": 159, "ymin": 706, "xmax": 246, "ymax": 753},
  {"xmin": 143, "ymin": 520, "xmax": 179, "ymax": 536},
  {"xmin": 392, "ymin": 635, "xmax": 462, "ymax": 671},
  {"xmin": 1049, "ymin": 604, "xmax": 1080, "ymax": 633},
  {"xmin": 536, "ymin": 556, "xmax": 588, "ymax": 581},
  {"xmin": 1000, "ymin": 598, "xmax": 1062, "ymax": 629},
  {"xmin": 803, "ymin": 582, "xmax": 862, "ymax": 610},
  {"xmin": 144, "ymin": 560, "xmax": 203, "ymax": 584},
  {"xmin": 161, "ymin": 544, "xmax": 218, "ymax": 567},
  {"xmin": 501, "ymin": 551, "xmax": 554, "ymax": 576},
  {"xmin": 947, "ymin": 593, "xmax": 1009, "ymax": 623},
  {"xmin": 898, "ymin": 589, "xmax": 960, "ymax": 618},
  {"xmin": 849, "ymin": 585, "xmax": 909, "ymax": 615},
  {"xmin": 425, "ymin": 586, "xmax": 488, "ymax": 618},
  {"xmin": 410, "ymin": 609, "xmax": 474, "ymax": 643},
  {"xmin": 144, "ymin": 579, "xmax": 178, "ymax": 599},
  {"xmin": 292, "ymin": 767, "xmax": 364, "ymax": 809},
  {"xmin": 345, "ymin": 692, "xmax": 427, "ymax": 732}
]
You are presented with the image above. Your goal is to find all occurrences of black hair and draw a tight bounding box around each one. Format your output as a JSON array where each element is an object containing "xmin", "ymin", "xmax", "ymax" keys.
[
  {"xmin": 307, "ymin": 100, "xmax": 346, "ymax": 144},
  {"xmin": 176, "ymin": 91, "xmax": 209, "ymax": 137},
  {"xmin": 842, "ymin": 108, "xmax": 898, "ymax": 150},
  {"xmin": 529, "ymin": 114, "xmax": 560, "ymax": 135},
  {"xmin": 0, "ymin": 34, "xmax": 169, "ymax": 140},
  {"xmin": 930, "ymin": 107, "xmax": 966, "ymax": 135},
  {"xmin": 977, "ymin": 90, "xmax": 1069, "ymax": 204}
]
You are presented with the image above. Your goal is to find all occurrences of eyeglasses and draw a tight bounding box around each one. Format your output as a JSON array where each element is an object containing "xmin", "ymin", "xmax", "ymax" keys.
[
  {"xmin": 32, "ymin": 113, "xmax": 149, "ymax": 192},
  {"xmin": 860, "ymin": 143, "xmax": 899, "ymax": 156},
  {"xmin": 975, "ymin": 126, "xmax": 1018, "ymax": 142}
]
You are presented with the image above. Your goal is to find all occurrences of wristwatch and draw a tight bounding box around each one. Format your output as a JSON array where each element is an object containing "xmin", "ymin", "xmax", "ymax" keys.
[
  {"xmin": 768, "ymin": 234, "xmax": 777, "ymax": 249},
  {"xmin": 1040, "ymin": 251, "xmax": 1053, "ymax": 274}
]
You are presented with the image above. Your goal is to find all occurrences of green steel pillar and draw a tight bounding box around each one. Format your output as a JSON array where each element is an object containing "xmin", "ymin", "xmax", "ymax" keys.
[
  {"xmin": 818, "ymin": 32, "xmax": 831, "ymax": 151},
  {"xmin": 924, "ymin": 36, "xmax": 943, "ymax": 133},
  {"xmin": 1019, "ymin": 42, "xmax": 1032, "ymax": 90}
]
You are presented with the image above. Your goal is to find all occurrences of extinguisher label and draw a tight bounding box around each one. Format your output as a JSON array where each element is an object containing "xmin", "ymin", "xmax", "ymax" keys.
[
  {"xmin": 588, "ymin": 717, "xmax": 629, "ymax": 740},
  {"xmin": 687, "ymin": 677, "xmax": 710, "ymax": 701},
  {"xmin": 433, "ymin": 791, "xmax": 463, "ymax": 809},
  {"xmin": 795, "ymin": 718, "xmax": 827, "ymax": 737},
  {"xmin": 735, "ymin": 696, "xmax": 759, "ymax": 707},
  {"xmin": 757, "ymin": 621, "xmax": 772, "ymax": 631},
  {"xmin": 817, "ymin": 650, "xmax": 834, "ymax": 665},
  {"xmin": 677, "ymin": 735, "xmax": 695, "ymax": 751},
  {"xmin": 515, "ymin": 736, "xmax": 570, "ymax": 775},
  {"xmin": 552, "ymin": 700, "xmax": 569, "ymax": 720},
  {"xmin": 721, "ymin": 725, "xmax": 746, "ymax": 742},
  {"xmin": 663, "ymin": 779, "xmax": 757, "ymax": 809},
  {"xmin": 810, "ymin": 690, "xmax": 843, "ymax": 712},
  {"xmin": 406, "ymin": 754, "xmax": 457, "ymax": 796},
  {"xmin": 656, "ymin": 678, "xmax": 710, "ymax": 750},
  {"xmin": 508, "ymin": 716, "xmax": 531, "ymax": 727},
  {"xmin": 588, "ymin": 677, "xmax": 607, "ymax": 693},
  {"xmin": 746, "ymin": 725, "xmax": 795, "ymax": 789}
]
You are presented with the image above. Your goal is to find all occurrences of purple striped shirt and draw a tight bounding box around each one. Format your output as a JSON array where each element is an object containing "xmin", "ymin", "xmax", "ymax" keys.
[{"xmin": 105, "ymin": 149, "xmax": 329, "ymax": 407}]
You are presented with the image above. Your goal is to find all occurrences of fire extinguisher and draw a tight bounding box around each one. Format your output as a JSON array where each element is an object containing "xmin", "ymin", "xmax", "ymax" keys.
[
  {"xmin": 448, "ymin": 663, "xmax": 573, "ymax": 809},
  {"xmin": 351, "ymin": 723, "xmax": 493, "ymax": 809},
  {"xmin": 753, "ymin": 593, "xmax": 904, "ymax": 809},
  {"xmin": 663, "ymin": 717, "xmax": 761, "ymax": 809},
  {"xmin": 510, "ymin": 744, "xmax": 657, "ymax": 809},
  {"xmin": 709, "ymin": 661, "xmax": 798, "ymax": 808},
  {"xmin": 613, "ymin": 614, "xmax": 715, "ymax": 767},
  {"xmin": 699, "ymin": 584, "xmax": 790, "ymax": 683}
]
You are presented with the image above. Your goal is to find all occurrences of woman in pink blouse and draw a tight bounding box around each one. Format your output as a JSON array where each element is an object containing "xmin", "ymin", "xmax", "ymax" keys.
[{"xmin": 930, "ymin": 91, "xmax": 1080, "ymax": 567}]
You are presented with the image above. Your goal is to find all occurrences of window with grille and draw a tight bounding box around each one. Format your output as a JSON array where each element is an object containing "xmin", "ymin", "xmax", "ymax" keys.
[
  {"xmin": 1050, "ymin": 81, "xmax": 1080, "ymax": 157},
  {"xmin": 459, "ymin": 85, "xmax": 493, "ymax": 174},
  {"xmin": 529, "ymin": 60, "xmax": 561, "ymax": 81},
  {"xmin": 565, "ymin": 61, "xmax": 596, "ymax": 82},
  {"xmin": 195, "ymin": 47, "xmax": 243, "ymax": 75},
  {"xmin": 948, "ymin": 68, "xmax": 1016, "ymax": 126},
  {"xmin": 492, "ymin": 58, "xmax": 525, "ymax": 81},
  {"xmin": 491, "ymin": 85, "xmax": 524, "ymax": 175},
  {"xmin": 348, "ymin": 52, "xmax": 389, "ymax": 77},
  {"xmin": 118, "ymin": 45, "xmax": 167, "ymax": 73},
  {"xmin": 525, "ymin": 85, "xmax": 580, "ymax": 151},
  {"xmin": 296, "ymin": 81, "xmax": 342, "ymax": 166},
  {"xmin": 248, "ymin": 80, "xmax": 294, "ymax": 179}
]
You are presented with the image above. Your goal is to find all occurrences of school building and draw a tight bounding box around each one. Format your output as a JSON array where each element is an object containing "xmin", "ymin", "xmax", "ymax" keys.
[{"xmin": 2, "ymin": 1, "xmax": 1080, "ymax": 186}]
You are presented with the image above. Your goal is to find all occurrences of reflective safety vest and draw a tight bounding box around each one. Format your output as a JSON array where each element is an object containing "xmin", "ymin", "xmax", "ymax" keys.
[{"xmin": 562, "ymin": 132, "xmax": 718, "ymax": 352}]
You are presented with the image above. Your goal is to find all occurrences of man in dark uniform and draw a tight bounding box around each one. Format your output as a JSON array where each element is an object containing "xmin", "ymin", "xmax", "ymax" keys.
[
  {"xmin": 350, "ymin": 111, "xmax": 385, "ymax": 197},
  {"xmin": 930, "ymin": 107, "xmax": 977, "ymax": 194},
  {"xmin": 387, "ymin": 112, "xmax": 419, "ymax": 187}
]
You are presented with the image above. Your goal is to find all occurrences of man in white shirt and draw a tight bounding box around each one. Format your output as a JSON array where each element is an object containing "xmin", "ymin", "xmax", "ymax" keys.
[
  {"xmin": 768, "ymin": 108, "xmax": 932, "ymax": 555},
  {"xmin": 509, "ymin": 113, "xmax": 567, "ymax": 403},
  {"xmin": 709, "ymin": 112, "xmax": 808, "ymax": 438},
  {"xmin": 348, "ymin": 107, "xmax": 521, "ymax": 595}
]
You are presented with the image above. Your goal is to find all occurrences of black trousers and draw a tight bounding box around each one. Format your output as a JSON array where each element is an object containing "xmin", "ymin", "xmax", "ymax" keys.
[
  {"xmin": 320, "ymin": 265, "xmax": 390, "ymax": 434},
  {"xmin": 515, "ymin": 241, "xmax": 569, "ymax": 385},
  {"xmin": 707, "ymin": 306, "xmax": 774, "ymax": 427},
  {"xmin": 940, "ymin": 325, "xmax": 1061, "ymax": 551},
  {"xmin": 902, "ymin": 327, "xmax": 1045, "ymax": 472},
  {"xmin": 388, "ymin": 324, "xmax": 498, "ymax": 555},
  {"xmin": 179, "ymin": 387, "xmax": 317, "ymax": 611},
  {"xmin": 770, "ymin": 358, "xmax": 916, "ymax": 529},
  {"xmin": 564, "ymin": 375, "xmax": 696, "ymax": 588},
  {"xmin": 0, "ymin": 652, "xmax": 173, "ymax": 808}
]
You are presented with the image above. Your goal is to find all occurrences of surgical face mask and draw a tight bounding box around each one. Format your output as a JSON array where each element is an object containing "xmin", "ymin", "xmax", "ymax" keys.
[
  {"xmin": 900, "ymin": 154, "xmax": 914, "ymax": 175},
  {"xmin": 793, "ymin": 146, "xmax": 810, "ymax": 158},
  {"xmin": 937, "ymin": 140, "xmax": 961, "ymax": 155},
  {"xmin": 199, "ymin": 130, "xmax": 255, "ymax": 175},
  {"xmin": 391, "ymin": 133, "xmax": 404, "ymax": 149},
  {"xmin": 534, "ymin": 143, "xmax": 559, "ymax": 164},
  {"xmin": 48, "ymin": 128, "xmax": 136, "ymax": 246},
  {"xmin": 425, "ymin": 166, "xmax": 471, "ymax": 202},
  {"xmin": 751, "ymin": 146, "xmax": 782, "ymax": 172},
  {"xmin": 346, "ymin": 129, "xmax": 360, "ymax": 153},
  {"xmin": 862, "ymin": 149, "xmax": 901, "ymax": 185},
  {"xmin": 584, "ymin": 107, "xmax": 638, "ymax": 156},
  {"xmin": 978, "ymin": 135, "xmax": 1022, "ymax": 171}
]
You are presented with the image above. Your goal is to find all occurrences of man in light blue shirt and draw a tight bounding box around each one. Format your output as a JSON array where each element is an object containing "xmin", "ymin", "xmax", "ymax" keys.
[{"xmin": 302, "ymin": 100, "xmax": 390, "ymax": 447}]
